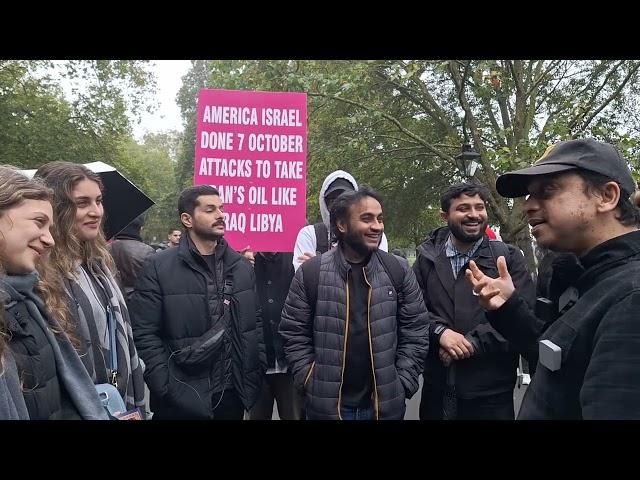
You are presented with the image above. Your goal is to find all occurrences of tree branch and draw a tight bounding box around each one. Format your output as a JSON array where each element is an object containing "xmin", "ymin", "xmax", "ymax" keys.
[
  {"xmin": 373, "ymin": 66, "xmax": 455, "ymax": 136},
  {"xmin": 523, "ymin": 61, "xmax": 546, "ymax": 138},
  {"xmin": 567, "ymin": 60, "xmax": 624, "ymax": 130},
  {"xmin": 307, "ymin": 91, "xmax": 458, "ymax": 163},
  {"xmin": 525, "ymin": 60, "xmax": 563, "ymax": 97},
  {"xmin": 480, "ymin": 95, "xmax": 507, "ymax": 147},
  {"xmin": 573, "ymin": 61, "xmax": 640, "ymax": 133},
  {"xmin": 449, "ymin": 62, "xmax": 503, "ymax": 205}
]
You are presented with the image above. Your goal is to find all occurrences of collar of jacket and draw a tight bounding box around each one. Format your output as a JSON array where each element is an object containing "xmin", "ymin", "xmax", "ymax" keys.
[
  {"xmin": 258, "ymin": 252, "xmax": 278, "ymax": 261},
  {"xmin": 416, "ymin": 226, "xmax": 451, "ymax": 260},
  {"xmin": 1, "ymin": 273, "xmax": 53, "ymax": 332},
  {"xmin": 331, "ymin": 243, "xmax": 378, "ymax": 279},
  {"xmin": 0, "ymin": 272, "xmax": 38, "ymax": 302},
  {"xmin": 417, "ymin": 226, "xmax": 495, "ymax": 270},
  {"xmin": 576, "ymin": 229, "xmax": 640, "ymax": 290},
  {"xmin": 178, "ymin": 232, "xmax": 242, "ymax": 276},
  {"xmin": 113, "ymin": 233, "xmax": 143, "ymax": 242}
]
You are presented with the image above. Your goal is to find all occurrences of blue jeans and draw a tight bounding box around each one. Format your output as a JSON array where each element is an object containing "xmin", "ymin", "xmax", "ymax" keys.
[{"xmin": 340, "ymin": 404, "xmax": 374, "ymax": 420}]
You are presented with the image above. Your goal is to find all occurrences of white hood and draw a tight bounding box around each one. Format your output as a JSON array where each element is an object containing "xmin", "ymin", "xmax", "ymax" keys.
[{"xmin": 318, "ymin": 170, "xmax": 358, "ymax": 227}]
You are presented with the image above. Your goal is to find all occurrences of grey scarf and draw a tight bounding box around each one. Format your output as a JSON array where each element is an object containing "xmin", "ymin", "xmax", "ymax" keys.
[
  {"xmin": 67, "ymin": 262, "xmax": 146, "ymax": 411},
  {"xmin": 0, "ymin": 351, "xmax": 30, "ymax": 420},
  {"xmin": 2, "ymin": 273, "xmax": 108, "ymax": 420},
  {"xmin": 0, "ymin": 285, "xmax": 29, "ymax": 420}
]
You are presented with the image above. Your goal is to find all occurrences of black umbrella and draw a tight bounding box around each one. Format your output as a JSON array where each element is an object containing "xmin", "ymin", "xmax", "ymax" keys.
[{"xmin": 24, "ymin": 161, "xmax": 155, "ymax": 240}]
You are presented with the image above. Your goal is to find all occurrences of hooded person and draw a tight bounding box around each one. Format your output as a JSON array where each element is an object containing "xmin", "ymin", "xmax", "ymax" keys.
[
  {"xmin": 293, "ymin": 170, "xmax": 388, "ymax": 271},
  {"xmin": 108, "ymin": 214, "xmax": 156, "ymax": 302}
]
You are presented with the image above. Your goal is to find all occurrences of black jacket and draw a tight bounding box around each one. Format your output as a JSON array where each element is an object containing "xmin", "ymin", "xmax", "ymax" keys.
[
  {"xmin": 413, "ymin": 227, "xmax": 535, "ymax": 399},
  {"xmin": 129, "ymin": 234, "xmax": 266, "ymax": 419},
  {"xmin": 280, "ymin": 248, "xmax": 430, "ymax": 420},
  {"xmin": 254, "ymin": 252, "xmax": 294, "ymax": 369},
  {"xmin": 109, "ymin": 234, "xmax": 155, "ymax": 299},
  {"xmin": 2, "ymin": 278, "xmax": 81, "ymax": 420},
  {"xmin": 487, "ymin": 230, "xmax": 640, "ymax": 419}
]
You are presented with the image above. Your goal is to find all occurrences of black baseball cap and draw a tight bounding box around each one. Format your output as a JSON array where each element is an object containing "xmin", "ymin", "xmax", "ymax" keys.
[
  {"xmin": 496, "ymin": 139, "xmax": 635, "ymax": 198},
  {"xmin": 324, "ymin": 178, "xmax": 355, "ymax": 197}
]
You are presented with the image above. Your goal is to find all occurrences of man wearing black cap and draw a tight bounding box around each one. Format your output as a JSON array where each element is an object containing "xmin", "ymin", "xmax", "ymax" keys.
[
  {"xmin": 292, "ymin": 170, "xmax": 388, "ymax": 271},
  {"xmin": 466, "ymin": 138, "xmax": 640, "ymax": 419}
]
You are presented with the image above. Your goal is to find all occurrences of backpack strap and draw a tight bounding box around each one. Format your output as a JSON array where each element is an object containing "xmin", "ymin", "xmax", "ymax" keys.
[
  {"xmin": 313, "ymin": 222, "xmax": 330, "ymax": 254},
  {"xmin": 487, "ymin": 239, "xmax": 512, "ymax": 267},
  {"xmin": 377, "ymin": 250, "xmax": 404, "ymax": 296},
  {"xmin": 301, "ymin": 253, "xmax": 322, "ymax": 318},
  {"xmin": 301, "ymin": 250, "xmax": 404, "ymax": 315}
]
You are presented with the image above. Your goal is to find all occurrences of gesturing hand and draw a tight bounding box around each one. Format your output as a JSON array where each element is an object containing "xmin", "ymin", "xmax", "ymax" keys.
[{"xmin": 465, "ymin": 256, "xmax": 515, "ymax": 310}]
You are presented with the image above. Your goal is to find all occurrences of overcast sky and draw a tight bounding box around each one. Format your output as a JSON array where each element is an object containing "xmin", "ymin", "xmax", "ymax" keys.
[
  {"xmin": 131, "ymin": 60, "xmax": 192, "ymax": 141},
  {"xmin": 47, "ymin": 60, "xmax": 192, "ymax": 142}
]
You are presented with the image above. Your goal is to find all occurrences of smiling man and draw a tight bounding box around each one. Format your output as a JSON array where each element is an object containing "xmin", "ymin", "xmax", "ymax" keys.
[
  {"xmin": 130, "ymin": 185, "xmax": 265, "ymax": 419},
  {"xmin": 466, "ymin": 139, "xmax": 640, "ymax": 419},
  {"xmin": 413, "ymin": 182, "xmax": 535, "ymax": 420},
  {"xmin": 292, "ymin": 170, "xmax": 390, "ymax": 271},
  {"xmin": 280, "ymin": 186, "xmax": 429, "ymax": 420}
]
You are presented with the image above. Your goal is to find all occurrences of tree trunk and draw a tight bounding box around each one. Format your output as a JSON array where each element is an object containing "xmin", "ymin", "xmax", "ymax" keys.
[
  {"xmin": 501, "ymin": 227, "xmax": 537, "ymax": 278},
  {"xmin": 514, "ymin": 230, "xmax": 536, "ymax": 280}
]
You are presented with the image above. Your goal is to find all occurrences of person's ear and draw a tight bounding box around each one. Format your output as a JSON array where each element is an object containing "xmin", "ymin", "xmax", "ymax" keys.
[
  {"xmin": 440, "ymin": 211, "xmax": 448, "ymax": 223},
  {"xmin": 181, "ymin": 213, "xmax": 193, "ymax": 229},
  {"xmin": 336, "ymin": 217, "xmax": 348, "ymax": 234},
  {"xmin": 595, "ymin": 181, "xmax": 621, "ymax": 214}
]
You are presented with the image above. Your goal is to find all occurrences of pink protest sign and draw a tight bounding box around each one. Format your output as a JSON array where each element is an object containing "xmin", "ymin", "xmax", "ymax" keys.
[{"xmin": 194, "ymin": 89, "xmax": 307, "ymax": 253}]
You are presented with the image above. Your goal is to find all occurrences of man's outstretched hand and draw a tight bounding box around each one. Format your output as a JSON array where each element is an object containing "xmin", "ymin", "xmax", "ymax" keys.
[{"xmin": 465, "ymin": 256, "xmax": 515, "ymax": 310}]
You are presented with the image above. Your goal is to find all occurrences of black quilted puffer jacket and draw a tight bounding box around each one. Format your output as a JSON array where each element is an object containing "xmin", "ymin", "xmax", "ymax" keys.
[{"xmin": 280, "ymin": 247, "xmax": 430, "ymax": 420}]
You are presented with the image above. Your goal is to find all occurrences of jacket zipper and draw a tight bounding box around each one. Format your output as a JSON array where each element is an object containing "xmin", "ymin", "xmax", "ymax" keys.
[
  {"xmin": 337, "ymin": 273, "xmax": 351, "ymax": 420},
  {"xmin": 362, "ymin": 269, "xmax": 380, "ymax": 420},
  {"xmin": 304, "ymin": 361, "xmax": 316, "ymax": 387}
]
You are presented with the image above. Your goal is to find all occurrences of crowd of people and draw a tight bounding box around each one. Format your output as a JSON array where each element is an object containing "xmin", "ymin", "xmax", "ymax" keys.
[{"xmin": 1, "ymin": 138, "xmax": 640, "ymax": 420}]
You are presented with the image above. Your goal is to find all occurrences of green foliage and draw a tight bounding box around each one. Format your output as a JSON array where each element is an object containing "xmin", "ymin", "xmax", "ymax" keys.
[
  {"xmin": 0, "ymin": 59, "xmax": 176, "ymax": 241},
  {"xmin": 113, "ymin": 133, "xmax": 181, "ymax": 241},
  {"xmin": 176, "ymin": 60, "xmax": 640, "ymax": 271},
  {"xmin": 0, "ymin": 60, "xmax": 157, "ymax": 167}
]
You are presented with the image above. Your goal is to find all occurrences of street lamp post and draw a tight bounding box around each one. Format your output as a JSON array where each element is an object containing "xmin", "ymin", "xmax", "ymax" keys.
[{"xmin": 455, "ymin": 143, "xmax": 481, "ymax": 178}]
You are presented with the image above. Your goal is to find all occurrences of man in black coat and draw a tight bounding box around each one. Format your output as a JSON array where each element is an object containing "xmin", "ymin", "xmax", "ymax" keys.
[
  {"xmin": 413, "ymin": 182, "xmax": 535, "ymax": 420},
  {"xmin": 129, "ymin": 185, "xmax": 266, "ymax": 420},
  {"xmin": 467, "ymin": 138, "xmax": 640, "ymax": 419},
  {"xmin": 248, "ymin": 252, "xmax": 302, "ymax": 420}
]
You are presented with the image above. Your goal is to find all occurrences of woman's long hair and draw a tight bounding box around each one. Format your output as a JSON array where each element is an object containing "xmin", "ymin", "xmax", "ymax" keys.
[
  {"xmin": 0, "ymin": 165, "xmax": 79, "ymax": 353},
  {"xmin": 0, "ymin": 296, "xmax": 6, "ymax": 374},
  {"xmin": 0, "ymin": 268, "xmax": 8, "ymax": 373},
  {"xmin": 34, "ymin": 162, "xmax": 116, "ymax": 277}
]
